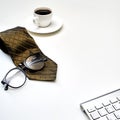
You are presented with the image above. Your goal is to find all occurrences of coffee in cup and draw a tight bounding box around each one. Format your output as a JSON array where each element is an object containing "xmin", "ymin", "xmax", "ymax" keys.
[{"xmin": 33, "ymin": 7, "xmax": 52, "ymax": 27}]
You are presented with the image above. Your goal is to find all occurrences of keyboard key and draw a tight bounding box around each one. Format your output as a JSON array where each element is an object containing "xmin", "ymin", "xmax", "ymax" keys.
[
  {"xmin": 95, "ymin": 104, "xmax": 103, "ymax": 110},
  {"xmin": 110, "ymin": 98, "xmax": 118, "ymax": 104},
  {"xmin": 87, "ymin": 107, "xmax": 96, "ymax": 113},
  {"xmin": 90, "ymin": 111, "xmax": 100, "ymax": 120},
  {"xmin": 102, "ymin": 101, "xmax": 111, "ymax": 107},
  {"xmin": 113, "ymin": 102, "xmax": 120, "ymax": 110},
  {"xmin": 98, "ymin": 116, "xmax": 108, "ymax": 120},
  {"xmin": 98, "ymin": 108, "xmax": 108, "ymax": 117},
  {"xmin": 114, "ymin": 110, "xmax": 120, "ymax": 119},
  {"xmin": 117, "ymin": 96, "xmax": 120, "ymax": 101},
  {"xmin": 106, "ymin": 113, "xmax": 117, "ymax": 120},
  {"xmin": 105, "ymin": 105, "xmax": 115, "ymax": 113}
]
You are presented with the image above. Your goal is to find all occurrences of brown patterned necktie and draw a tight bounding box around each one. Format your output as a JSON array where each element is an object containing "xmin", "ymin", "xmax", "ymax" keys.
[{"xmin": 0, "ymin": 26, "xmax": 57, "ymax": 81}]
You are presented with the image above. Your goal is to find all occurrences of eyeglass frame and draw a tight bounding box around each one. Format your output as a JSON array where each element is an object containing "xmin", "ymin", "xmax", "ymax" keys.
[{"xmin": 1, "ymin": 52, "xmax": 47, "ymax": 90}]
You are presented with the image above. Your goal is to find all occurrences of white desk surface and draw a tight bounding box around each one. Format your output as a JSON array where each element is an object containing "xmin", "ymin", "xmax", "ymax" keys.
[{"xmin": 0, "ymin": 0, "xmax": 120, "ymax": 120}]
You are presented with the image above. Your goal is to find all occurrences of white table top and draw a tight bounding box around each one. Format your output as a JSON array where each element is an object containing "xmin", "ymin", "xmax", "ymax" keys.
[{"xmin": 0, "ymin": 0, "xmax": 120, "ymax": 120}]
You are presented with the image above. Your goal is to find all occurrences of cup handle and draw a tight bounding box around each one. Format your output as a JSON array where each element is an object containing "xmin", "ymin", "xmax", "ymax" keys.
[{"xmin": 33, "ymin": 16, "xmax": 37, "ymax": 24}]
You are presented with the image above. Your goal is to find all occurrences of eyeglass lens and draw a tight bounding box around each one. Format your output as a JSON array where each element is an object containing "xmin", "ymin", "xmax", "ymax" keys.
[
  {"xmin": 24, "ymin": 54, "xmax": 46, "ymax": 71},
  {"xmin": 2, "ymin": 68, "xmax": 26, "ymax": 90}
]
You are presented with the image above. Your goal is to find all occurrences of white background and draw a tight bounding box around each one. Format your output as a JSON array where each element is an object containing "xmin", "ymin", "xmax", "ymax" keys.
[{"xmin": 0, "ymin": 0, "xmax": 120, "ymax": 120}]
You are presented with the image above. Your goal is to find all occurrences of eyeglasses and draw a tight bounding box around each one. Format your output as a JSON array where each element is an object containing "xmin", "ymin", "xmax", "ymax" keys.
[{"xmin": 1, "ymin": 53, "xmax": 47, "ymax": 90}]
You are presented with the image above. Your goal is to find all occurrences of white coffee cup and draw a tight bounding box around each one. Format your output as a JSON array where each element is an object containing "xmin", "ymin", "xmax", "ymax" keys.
[{"xmin": 33, "ymin": 7, "xmax": 52, "ymax": 27}]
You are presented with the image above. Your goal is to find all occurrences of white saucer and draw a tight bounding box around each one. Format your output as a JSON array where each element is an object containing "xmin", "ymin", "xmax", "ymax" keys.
[{"xmin": 23, "ymin": 16, "xmax": 63, "ymax": 34}]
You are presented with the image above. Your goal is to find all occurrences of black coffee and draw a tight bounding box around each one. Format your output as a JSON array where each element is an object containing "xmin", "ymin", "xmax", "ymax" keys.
[{"xmin": 35, "ymin": 9, "xmax": 51, "ymax": 15}]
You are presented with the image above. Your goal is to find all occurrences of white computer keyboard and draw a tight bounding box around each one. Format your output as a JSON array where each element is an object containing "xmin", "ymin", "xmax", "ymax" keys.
[{"xmin": 80, "ymin": 89, "xmax": 120, "ymax": 120}]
